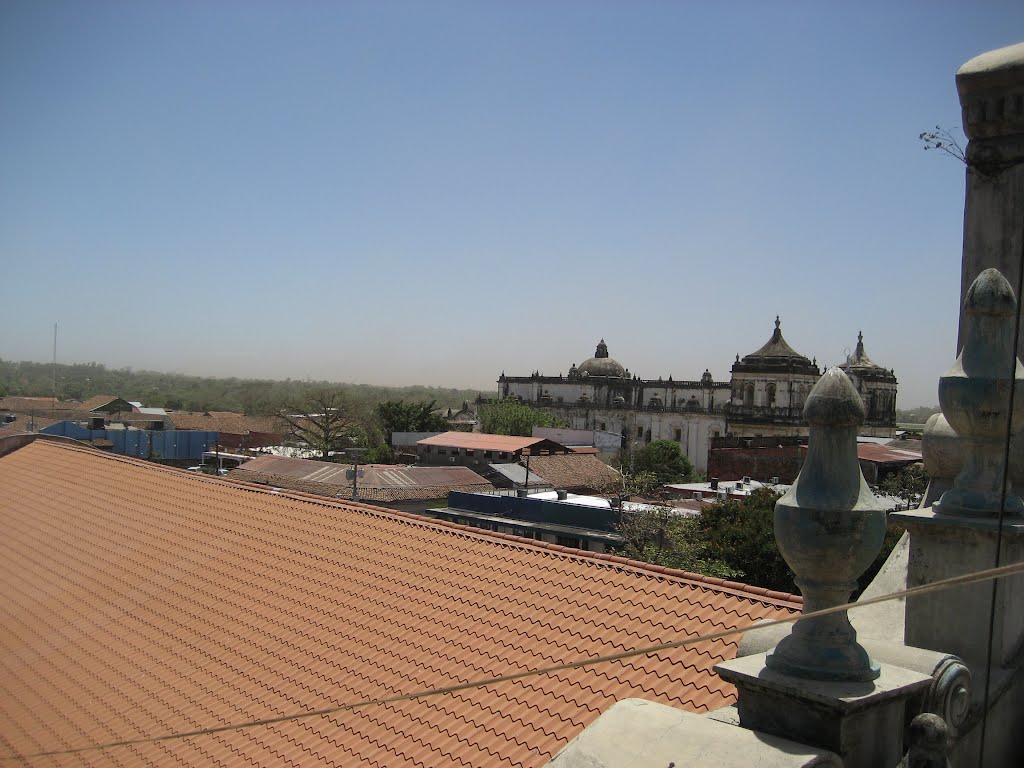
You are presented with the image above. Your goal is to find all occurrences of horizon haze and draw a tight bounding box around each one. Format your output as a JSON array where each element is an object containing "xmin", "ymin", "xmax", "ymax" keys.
[{"xmin": 4, "ymin": 2, "xmax": 1024, "ymax": 407}]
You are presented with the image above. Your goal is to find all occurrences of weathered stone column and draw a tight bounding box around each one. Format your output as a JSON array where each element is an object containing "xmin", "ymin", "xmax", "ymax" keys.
[
  {"xmin": 957, "ymin": 42, "xmax": 1024, "ymax": 361},
  {"xmin": 717, "ymin": 368, "xmax": 930, "ymax": 768},
  {"xmin": 896, "ymin": 266, "xmax": 1024, "ymax": 766},
  {"xmin": 899, "ymin": 268, "xmax": 1024, "ymax": 665}
]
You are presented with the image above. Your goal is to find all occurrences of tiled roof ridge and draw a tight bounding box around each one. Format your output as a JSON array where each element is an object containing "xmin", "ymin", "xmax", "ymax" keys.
[{"xmin": 11, "ymin": 437, "xmax": 802, "ymax": 610}]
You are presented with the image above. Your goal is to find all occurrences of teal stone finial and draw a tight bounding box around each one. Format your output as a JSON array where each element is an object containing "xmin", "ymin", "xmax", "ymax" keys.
[
  {"xmin": 766, "ymin": 367, "xmax": 888, "ymax": 682},
  {"xmin": 935, "ymin": 268, "xmax": 1024, "ymax": 517}
]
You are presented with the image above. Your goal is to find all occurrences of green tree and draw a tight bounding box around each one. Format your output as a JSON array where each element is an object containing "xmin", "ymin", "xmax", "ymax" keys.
[
  {"xmin": 616, "ymin": 507, "xmax": 739, "ymax": 580},
  {"xmin": 630, "ymin": 440, "xmax": 694, "ymax": 485},
  {"xmin": 376, "ymin": 399, "xmax": 449, "ymax": 442},
  {"xmin": 622, "ymin": 470, "xmax": 660, "ymax": 497},
  {"xmin": 478, "ymin": 399, "xmax": 568, "ymax": 436},
  {"xmin": 693, "ymin": 488, "xmax": 794, "ymax": 593},
  {"xmin": 894, "ymin": 406, "xmax": 940, "ymax": 424},
  {"xmin": 692, "ymin": 487, "xmax": 902, "ymax": 596},
  {"xmin": 278, "ymin": 389, "xmax": 367, "ymax": 461},
  {"xmin": 879, "ymin": 465, "xmax": 928, "ymax": 508}
]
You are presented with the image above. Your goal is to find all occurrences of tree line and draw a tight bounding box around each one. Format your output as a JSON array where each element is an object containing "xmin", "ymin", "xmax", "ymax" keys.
[{"xmin": 0, "ymin": 358, "xmax": 486, "ymax": 416}]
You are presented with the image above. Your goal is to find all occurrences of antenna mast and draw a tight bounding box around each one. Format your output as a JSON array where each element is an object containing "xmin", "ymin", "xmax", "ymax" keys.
[{"xmin": 52, "ymin": 322, "xmax": 57, "ymax": 403}]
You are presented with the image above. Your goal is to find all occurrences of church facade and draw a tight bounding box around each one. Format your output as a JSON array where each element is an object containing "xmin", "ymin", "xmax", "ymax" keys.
[{"xmin": 497, "ymin": 320, "xmax": 897, "ymax": 473}]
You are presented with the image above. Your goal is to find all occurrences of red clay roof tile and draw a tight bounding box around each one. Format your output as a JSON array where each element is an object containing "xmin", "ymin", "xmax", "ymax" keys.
[
  {"xmin": 0, "ymin": 437, "xmax": 798, "ymax": 767},
  {"xmin": 520, "ymin": 454, "xmax": 621, "ymax": 493}
]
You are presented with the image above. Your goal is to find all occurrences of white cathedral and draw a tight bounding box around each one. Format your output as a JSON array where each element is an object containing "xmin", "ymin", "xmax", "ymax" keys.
[{"xmin": 497, "ymin": 318, "xmax": 897, "ymax": 472}]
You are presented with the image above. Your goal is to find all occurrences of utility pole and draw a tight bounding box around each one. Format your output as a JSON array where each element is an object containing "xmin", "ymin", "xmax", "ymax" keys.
[
  {"xmin": 347, "ymin": 447, "xmax": 367, "ymax": 502},
  {"xmin": 52, "ymin": 322, "xmax": 57, "ymax": 410}
]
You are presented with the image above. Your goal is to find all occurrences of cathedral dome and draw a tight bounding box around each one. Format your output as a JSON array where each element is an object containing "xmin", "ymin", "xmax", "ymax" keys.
[
  {"xmin": 577, "ymin": 339, "xmax": 627, "ymax": 378},
  {"xmin": 732, "ymin": 316, "xmax": 819, "ymax": 376}
]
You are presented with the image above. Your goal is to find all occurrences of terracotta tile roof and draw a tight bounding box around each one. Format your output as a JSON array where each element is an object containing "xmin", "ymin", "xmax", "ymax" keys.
[
  {"xmin": 169, "ymin": 410, "xmax": 282, "ymax": 436},
  {"xmin": 231, "ymin": 455, "xmax": 495, "ymax": 502},
  {"xmin": 0, "ymin": 396, "xmax": 67, "ymax": 412},
  {"xmin": 417, "ymin": 431, "xmax": 566, "ymax": 453},
  {"xmin": 522, "ymin": 454, "xmax": 622, "ymax": 493},
  {"xmin": 856, "ymin": 443, "xmax": 923, "ymax": 464},
  {"xmin": 0, "ymin": 437, "xmax": 799, "ymax": 767},
  {"xmin": 77, "ymin": 395, "xmax": 131, "ymax": 412}
]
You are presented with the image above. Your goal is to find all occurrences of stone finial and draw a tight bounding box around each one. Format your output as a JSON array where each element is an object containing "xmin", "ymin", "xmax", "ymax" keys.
[
  {"xmin": 766, "ymin": 368, "xmax": 888, "ymax": 682},
  {"xmin": 934, "ymin": 267, "xmax": 1024, "ymax": 517},
  {"xmin": 896, "ymin": 714, "xmax": 951, "ymax": 768}
]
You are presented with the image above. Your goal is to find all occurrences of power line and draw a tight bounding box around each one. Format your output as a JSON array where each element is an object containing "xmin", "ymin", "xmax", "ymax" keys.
[{"xmin": 6, "ymin": 558, "xmax": 1024, "ymax": 762}]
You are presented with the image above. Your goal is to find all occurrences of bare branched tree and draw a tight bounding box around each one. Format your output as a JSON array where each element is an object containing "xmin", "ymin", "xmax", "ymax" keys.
[
  {"xmin": 277, "ymin": 388, "xmax": 365, "ymax": 460},
  {"xmin": 919, "ymin": 125, "xmax": 967, "ymax": 165}
]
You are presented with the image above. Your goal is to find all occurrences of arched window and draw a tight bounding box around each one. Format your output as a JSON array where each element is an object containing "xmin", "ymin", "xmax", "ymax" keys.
[
  {"xmin": 743, "ymin": 382, "xmax": 755, "ymax": 408},
  {"xmin": 766, "ymin": 383, "xmax": 777, "ymax": 407}
]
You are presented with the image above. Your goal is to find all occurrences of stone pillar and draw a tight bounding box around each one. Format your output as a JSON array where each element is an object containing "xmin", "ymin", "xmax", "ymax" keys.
[
  {"xmin": 956, "ymin": 42, "xmax": 1024, "ymax": 361},
  {"xmin": 717, "ymin": 368, "xmax": 930, "ymax": 768},
  {"xmin": 897, "ymin": 266, "xmax": 1024, "ymax": 767}
]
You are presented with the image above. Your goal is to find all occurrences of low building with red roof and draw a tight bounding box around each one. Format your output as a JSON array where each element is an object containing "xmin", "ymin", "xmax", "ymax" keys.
[{"xmin": 416, "ymin": 430, "xmax": 571, "ymax": 466}]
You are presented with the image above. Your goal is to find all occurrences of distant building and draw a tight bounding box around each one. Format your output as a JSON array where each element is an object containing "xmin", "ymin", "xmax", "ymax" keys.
[
  {"xmin": 444, "ymin": 400, "xmax": 478, "ymax": 431},
  {"xmin": 416, "ymin": 431, "xmax": 571, "ymax": 466},
  {"xmin": 497, "ymin": 321, "xmax": 898, "ymax": 472},
  {"xmin": 838, "ymin": 331, "xmax": 899, "ymax": 431},
  {"xmin": 532, "ymin": 426, "xmax": 624, "ymax": 457},
  {"xmin": 230, "ymin": 454, "xmax": 495, "ymax": 510},
  {"xmin": 437, "ymin": 490, "xmax": 624, "ymax": 553},
  {"xmin": 724, "ymin": 316, "xmax": 821, "ymax": 437}
]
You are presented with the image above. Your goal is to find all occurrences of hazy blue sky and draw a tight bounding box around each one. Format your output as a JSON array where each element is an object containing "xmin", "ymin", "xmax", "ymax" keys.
[{"xmin": 2, "ymin": 1, "xmax": 1023, "ymax": 406}]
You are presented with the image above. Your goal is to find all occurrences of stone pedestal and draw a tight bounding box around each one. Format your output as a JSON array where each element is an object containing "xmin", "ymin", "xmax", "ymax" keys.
[
  {"xmin": 544, "ymin": 698, "xmax": 841, "ymax": 768},
  {"xmin": 715, "ymin": 653, "xmax": 930, "ymax": 768},
  {"xmin": 893, "ymin": 507, "xmax": 1024, "ymax": 671}
]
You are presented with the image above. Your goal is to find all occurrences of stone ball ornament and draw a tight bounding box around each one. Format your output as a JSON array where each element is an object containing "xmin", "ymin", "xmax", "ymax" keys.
[{"xmin": 767, "ymin": 367, "xmax": 888, "ymax": 682}]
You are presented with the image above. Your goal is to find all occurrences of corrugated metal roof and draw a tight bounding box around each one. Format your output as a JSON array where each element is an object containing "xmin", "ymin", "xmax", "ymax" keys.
[
  {"xmin": 487, "ymin": 462, "xmax": 548, "ymax": 486},
  {"xmin": 236, "ymin": 454, "xmax": 491, "ymax": 490}
]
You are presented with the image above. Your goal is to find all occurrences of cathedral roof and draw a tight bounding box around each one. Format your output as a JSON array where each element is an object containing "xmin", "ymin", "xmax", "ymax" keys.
[
  {"xmin": 733, "ymin": 317, "xmax": 819, "ymax": 375},
  {"xmin": 839, "ymin": 332, "xmax": 896, "ymax": 381},
  {"xmin": 575, "ymin": 339, "xmax": 627, "ymax": 378}
]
